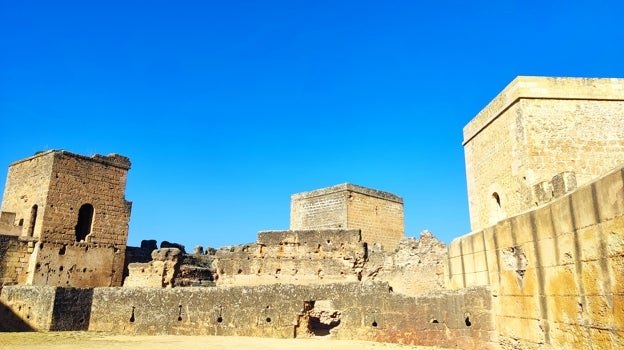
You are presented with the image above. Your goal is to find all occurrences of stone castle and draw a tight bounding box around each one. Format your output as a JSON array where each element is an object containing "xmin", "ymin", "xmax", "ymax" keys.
[{"xmin": 0, "ymin": 76, "xmax": 623, "ymax": 349}]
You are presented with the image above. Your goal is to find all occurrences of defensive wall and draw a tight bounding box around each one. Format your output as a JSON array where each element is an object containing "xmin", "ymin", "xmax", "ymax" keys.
[
  {"xmin": 0, "ymin": 283, "xmax": 496, "ymax": 349},
  {"xmin": 447, "ymin": 165, "xmax": 624, "ymax": 349}
]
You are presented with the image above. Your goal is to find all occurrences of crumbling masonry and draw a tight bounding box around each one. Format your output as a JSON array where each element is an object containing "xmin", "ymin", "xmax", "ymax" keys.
[{"xmin": 1, "ymin": 76, "xmax": 623, "ymax": 349}]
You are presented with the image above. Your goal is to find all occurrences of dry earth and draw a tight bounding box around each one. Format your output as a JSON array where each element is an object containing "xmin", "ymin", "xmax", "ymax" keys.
[{"xmin": 0, "ymin": 332, "xmax": 454, "ymax": 350}]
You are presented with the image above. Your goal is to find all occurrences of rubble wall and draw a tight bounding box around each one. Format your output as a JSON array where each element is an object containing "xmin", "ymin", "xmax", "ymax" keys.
[
  {"xmin": 447, "ymin": 166, "xmax": 624, "ymax": 349},
  {"xmin": 28, "ymin": 241, "xmax": 126, "ymax": 287},
  {"xmin": 215, "ymin": 230, "xmax": 366, "ymax": 286},
  {"xmin": 0, "ymin": 235, "xmax": 35, "ymax": 285},
  {"xmin": 0, "ymin": 283, "xmax": 496, "ymax": 349}
]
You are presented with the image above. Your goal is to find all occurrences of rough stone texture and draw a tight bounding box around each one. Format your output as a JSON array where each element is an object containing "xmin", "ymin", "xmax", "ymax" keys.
[
  {"xmin": 447, "ymin": 166, "xmax": 624, "ymax": 349},
  {"xmin": 124, "ymin": 248, "xmax": 181, "ymax": 288},
  {"xmin": 215, "ymin": 230, "xmax": 367, "ymax": 286},
  {"xmin": 365, "ymin": 230, "xmax": 447, "ymax": 296},
  {"xmin": 0, "ymin": 283, "xmax": 496, "ymax": 349},
  {"xmin": 290, "ymin": 184, "xmax": 404, "ymax": 250},
  {"xmin": 463, "ymin": 76, "xmax": 624, "ymax": 231},
  {"xmin": 0, "ymin": 150, "xmax": 132, "ymax": 287},
  {"xmin": 0, "ymin": 235, "xmax": 36, "ymax": 285}
]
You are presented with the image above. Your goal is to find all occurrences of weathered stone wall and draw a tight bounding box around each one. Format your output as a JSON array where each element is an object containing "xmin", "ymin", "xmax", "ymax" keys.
[
  {"xmin": 0, "ymin": 150, "xmax": 132, "ymax": 288},
  {"xmin": 290, "ymin": 184, "xmax": 404, "ymax": 250},
  {"xmin": 0, "ymin": 152, "xmax": 55, "ymax": 238},
  {"xmin": 291, "ymin": 187, "xmax": 347, "ymax": 230},
  {"xmin": 463, "ymin": 76, "xmax": 624, "ymax": 232},
  {"xmin": 447, "ymin": 165, "xmax": 624, "ymax": 349},
  {"xmin": 0, "ymin": 235, "xmax": 36, "ymax": 285},
  {"xmin": 0, "ymin": 283, "xmax": 496, "ymax": 349},
  {"xmin": 365, "ymin": 230, "xmax": 447, "ymax": 296},
  {"xmin": 215, "ymin": 230, "xmax": 366, "ymax": 286},
  {"xmin": 41, "ymin": 151, "xmax": 132, "ymax": 245},
  {"xmin": 347, "ymin": 190, "xmax": 404, "ymax": 250},
  {"xmin": 28, "ymin": 241, "xmax": 126, "ymax": 287}
]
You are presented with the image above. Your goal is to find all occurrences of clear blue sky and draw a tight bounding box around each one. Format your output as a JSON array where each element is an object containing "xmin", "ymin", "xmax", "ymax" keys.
[{"xmin": 1, "ymin": 1, "xmax": 622, "ymax": 250}]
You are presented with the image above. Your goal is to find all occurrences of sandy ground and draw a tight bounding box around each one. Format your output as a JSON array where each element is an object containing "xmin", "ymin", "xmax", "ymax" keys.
[{"xmin": 0, "ymin": 332, "xmax": 453, "ymax": 350}]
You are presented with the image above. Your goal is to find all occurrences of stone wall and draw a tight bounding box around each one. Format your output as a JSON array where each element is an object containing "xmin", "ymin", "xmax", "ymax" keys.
[
  {"xmin": 0, "ymin": 152, "xmax": 55, "ymax": 238},
  {"xmin": 447, "ymin": 165, "xmax": 624, "ymax": 349},
  {"xmin": 40, "ymin": 151, "xmax": 132, "ymax": 245},
  {"xmin": 463, "ymin": 76, "xmax": 624, "ymax": 232},
  {"xmin": 214, "ymin": 230, "xmax": 367, "ymax": 286},
  {"xmin": 0, "ymin": 283, "xmax": 496, "ymax": 349},
  {"xmin": 28, "ymin": 241, "xmax": 126, "ymax": 287},
  {"xmin": 290, "ymin": 184, "xmax": 404, "ymax": 250},
  {"xmin": 0, "ymin": 235, "xmax": 36, "ymax": 285},
  {"xmin": 0, "ymin": 150, "xmax": 132, "ymax": 288}
]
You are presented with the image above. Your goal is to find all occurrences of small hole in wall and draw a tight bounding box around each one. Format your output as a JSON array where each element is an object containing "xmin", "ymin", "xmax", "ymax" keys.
[
  {"xmin": 326, "ymin": 240, "xmax": 331, "ymax": 244},
  {"xmin": 59, "ymin": 246, "xmax": 66, "ymax": 255},
  {"xmin": 40, "ymin": 243, "xmax": 44, "ymax": 249},
  {"xmin": 266, "ymin": 317, "xmax": 271, "ymax": 323},
  {"xmin": 371, "ymin": 321, "xmax": 378, "ymax": 327},
  {"xmin": 18, "ymin": 219, "xmax": 24, "ymax": 226},
  {"xmin": 129, "ymin": 306, "xmax": 135, "ymax": 323},
  {"xmin": 237, "ymin": 269, "xmax": 243, "ymax": 274},
  {"xmin": 59, "ymin": 266, "xmax": 64, "ymax": 271},
  {"xmin": 217, "ymin": 316, "xmax": 223, "ymax": 323},
  {"xmin": 465, "ymin": 316, "xmax": 472, "ymax": 327},
  {"xmin": 83, "ymin": 268, "xmax": 87, "ymax": 273},
  {"xmin": 430, "ymin": 319, "xmax": 439, "ymax": 324}
]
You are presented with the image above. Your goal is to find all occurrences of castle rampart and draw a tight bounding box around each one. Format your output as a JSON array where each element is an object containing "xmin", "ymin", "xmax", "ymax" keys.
[
  {"xmin": 0, "ymin": 283, "xmax": 496, "ymax": 349},
  {"xmin": 448, "ymin": 164, "xmax": 624, "ymax": 349}
]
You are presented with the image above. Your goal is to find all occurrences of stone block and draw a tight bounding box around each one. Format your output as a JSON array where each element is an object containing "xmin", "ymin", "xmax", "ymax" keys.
[
  {"xmin": 550, "ymin": 197, "xmax": 574, "ymax": 235},
  {"xmin": 532, "ymin": 206, "xmax": 555, "ymax": 240},
  {"xmin": 494, "ymin": 220, "xmax": 514, "ymax": 248},
  {"xmin": 555, "ymin": 231, "xmax": 577, "ymax": 266},
  {"xmin": 510, "ymin": 213, "xmax": 534, "ymax": 245},
  {"xmin": 570, "ymin": 185, "xmax": 599, "ymax": 230},
  {"xmin": 497, "ymin": 295, "xmax": 540, "ymax": 319},
  {"xmin": 448, "ymin": 238, "xmax": 463, "ymax": 258},
  {"xmin": 603, "ymin": 219, "xmax": 624, "ymax": 257},
  {"xmin": 594, "ymin": 168, "xmax": 624, "ymax": 221},
  {"xmin": 543, "ymin": 265, "xmax": 579, "ymax": 297}
]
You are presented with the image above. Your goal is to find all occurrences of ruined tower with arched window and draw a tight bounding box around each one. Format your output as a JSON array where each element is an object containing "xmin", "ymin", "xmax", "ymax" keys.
[{"xmin": 0, "ymin": 150, "xmax": 132, "ymax": 287}]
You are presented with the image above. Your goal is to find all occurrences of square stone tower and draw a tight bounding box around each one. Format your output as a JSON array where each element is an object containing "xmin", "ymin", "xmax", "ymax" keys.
[
  {"xmin": 463, "ymin": 76, "xmax": 624, "ymax": 231},
  {"xmin": 290, "ymin": 183, "xmax": 404, "ymax": 250},
  {"xmin": 0, "ymin": 150, "xmax": 132, "ymax": 287}
]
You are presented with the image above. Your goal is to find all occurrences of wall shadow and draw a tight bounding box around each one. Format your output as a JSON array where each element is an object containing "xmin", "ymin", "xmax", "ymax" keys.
[
  {"xmin": 50, "ymin": 287, "xmax": 94, "ymax": 331},
  {"xmin": 0, "ymin": 299, "xmax": 35, "ymax": 332}
]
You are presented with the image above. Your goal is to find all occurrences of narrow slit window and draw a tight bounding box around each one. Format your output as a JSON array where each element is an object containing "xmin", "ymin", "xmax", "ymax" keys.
[{"xmin": 27, "ymin": 204, "xmax": 38, "ymax": 237}]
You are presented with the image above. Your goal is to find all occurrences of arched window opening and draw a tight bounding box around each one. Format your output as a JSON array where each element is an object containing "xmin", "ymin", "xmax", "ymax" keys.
[
  {"xmin": 492, "ymin": 192, "xmax": 501, "ymax": 207},
  {"xmin": 27, "ymin": 204, "xmax": 38, "ymax": 237},
  {"xmin": 75, "ymin": 204, "xmax": 94, "ymax": 242}
]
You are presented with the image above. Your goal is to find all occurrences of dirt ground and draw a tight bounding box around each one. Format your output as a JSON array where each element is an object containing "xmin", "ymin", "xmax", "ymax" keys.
[{"xmin": 0, "ymin": 332, "xmax": 453, "ymax": 350}]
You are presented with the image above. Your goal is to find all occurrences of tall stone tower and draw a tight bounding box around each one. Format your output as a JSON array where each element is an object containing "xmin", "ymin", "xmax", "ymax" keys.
[
  {"xmin": 0, "ymin": 150, "xmax": 132, "ymax": 287},
  {"xmin": 290, "ymin": 183, "xmax": 404, "ymax": 250},
  {"xmin": 463, "ymin": 76, "xmax": 624, "ymax": 231}
]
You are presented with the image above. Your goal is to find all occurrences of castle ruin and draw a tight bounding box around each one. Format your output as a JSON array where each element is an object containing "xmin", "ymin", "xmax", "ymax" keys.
[{"xmin": 1, "ymin": 76, "xmax": 623, "ymax": 349}]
